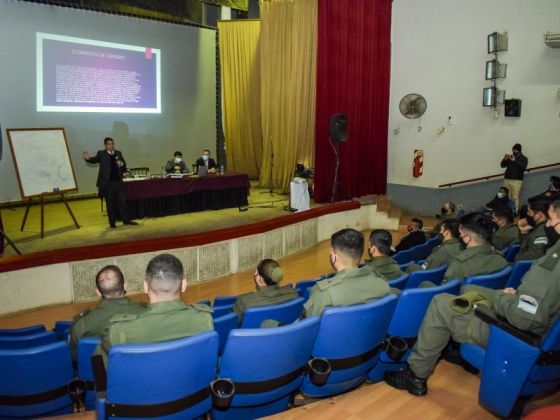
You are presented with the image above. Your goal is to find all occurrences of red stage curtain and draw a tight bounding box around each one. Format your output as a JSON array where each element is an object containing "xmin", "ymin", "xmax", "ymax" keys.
[{"xmin": 314, "ymin": 0, "xmax": 392, "ymax": 202}]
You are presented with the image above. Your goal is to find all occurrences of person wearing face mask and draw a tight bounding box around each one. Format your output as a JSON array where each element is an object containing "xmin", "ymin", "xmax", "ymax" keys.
[
  {"xmin": 500, "ymin": 143, "xmax": 528, "ymax": 211},
  {"xmin": 491, "ymin": 207, "xmax": 520, "ymax": 251},
  {"xmin": 533, "ymin": 175, "xmax": 560, "ymax": 201},
  {"xmin": 164, "ymin": 151, "xmax": 188, "ymax": 174},
  {"xmin": 395, "ymin": 218, "xmax": 427, "ymax": 252},
  {"xmin": 484, "ymin": 186, "xmax": 516, "ymax": 215},
  {"xmin": 384, "ymin": 199, "xmax": 560, "ymax": 398},
  {"xmin": 303, "ymin": 228, "xmax": 391, "ymax": 318},
  {"xmin": 516, "ymin": 197, "xmax": 549, "ymax": 261},
  {"xmin": 431, "ymin": 201, "xmax": 456, "ymax": 236},
  {"xmin": 195, "ymin": 149, "xmax": 217, "ymax": 174},
  {"xmin": 366, "ymin": 230, "xmax": 404, "ymax": 280},
  {"xmin": 231, "ymin": 259, "xmax": 298, "ymax": 324}
]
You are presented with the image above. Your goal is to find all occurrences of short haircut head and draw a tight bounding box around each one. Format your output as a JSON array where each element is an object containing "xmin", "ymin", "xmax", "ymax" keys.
[
  {"xmin": 203, "ymin": 149, "xmax": 211, "ymax": 155},
  {"xmin": 460, "ymin": 212, "xmax": 493, "ymax": 243},
  {"xmin": 95, "ymin": 265, "xmax": 125, "ymax": 298},
  {"xmin": 446, "ymin": 201, "xmax": 456, "ymax": 212},
  {"xmin": 146, "ymin": 254, "xmax": 184, "ymax": 296},
  {"xmin": 257, "ymin": 259, "xmax": 283, "ymax": 286},
  {"xmin": 369, "ymin": 229, "xmax": 392, "ymax": 255},
  {"xmin": 528, "ymin": 197, "xmax": 550, "ymax": 217},
  {"xmin": 174, "ymin": 151, "xmax": 182, "ymax": 157},
  {"xmin": 550, "ymin": 198, "xmax": 560, "ymax": 217},
  {"xmin": 493, "ymin": 207, "xmax": 514, "ymax": 224},
  {"xmin": 331, "ymin": 228, "xmax": 364, "ymax": 262},
  {"xmin": 499, "ymin": 186, "xmax": 509, "ymax": 195},
  {"xmin": 551, "ymin": 176, "xmax": 560, "ymax": 189},
  {"xmin": 411, "ymin": 218, "xmax": 423, "ymax": 229},
  {"xmin": 104, "ymin": 137, "xmax": 114, "ymax": 145},
  {"xmin": 441, "ymin": 218, "xmax": 460, "ymax": 238}
]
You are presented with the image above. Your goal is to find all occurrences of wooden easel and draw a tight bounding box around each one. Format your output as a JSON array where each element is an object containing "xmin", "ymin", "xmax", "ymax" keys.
[{"xmin": 20, "ymin": 192, "xmax": 80, "ymax": 239}]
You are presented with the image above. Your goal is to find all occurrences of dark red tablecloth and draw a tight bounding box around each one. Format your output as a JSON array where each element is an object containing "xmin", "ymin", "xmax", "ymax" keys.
[{"xmin": 123, "ymin": 172, "xmax": 250, "ymax": 218}]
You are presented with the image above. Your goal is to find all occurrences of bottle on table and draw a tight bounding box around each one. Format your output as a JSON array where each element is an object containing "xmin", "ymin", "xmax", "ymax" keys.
[{"xmin": 219, "ymin": 165, "xmax": 224, "ymax": 175}]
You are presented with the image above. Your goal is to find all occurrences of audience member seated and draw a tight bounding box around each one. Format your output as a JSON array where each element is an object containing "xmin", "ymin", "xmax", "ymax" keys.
[
  {"xmin": 195, "ymin": 149, "xmax": 217, "ymax": 174},
  {"xmin": 366, "ymin": 229, "xmax": 404, "ymax": 280},
  {"xmin": 516, "ymin": 197, "xmax": 549, "ymax": 261},
  {"xmin": 532, "ymin": 175, "xmax": 560, "ymax": 201},
  {"xmin": 408, "ymin": 219, "xmax": 463, "ymax": 272},
  {"xmin": 483, "ymin": 186, "xmax": 516, "ymax": 215},
  {"xmin": 231, "ymin": 259, "xmax": 298, "ymax": 323},
  {"xmin": 384, "ymin": 198, "xmax": 560, "ymax": 397},
  {"xmin": 422, "ymin": 213, "xmax": 508, "ymax": 287},
  {"xmin": 98, "ymin": 254, "xmax": 213, "ymax": 363},
  {"xmin": 491, "ymin": 207, "xmax": 520, "ymax": 251},
  {"xmin": 69, "ymin": 265, "xmax": 145, "ymax": 361},
  {"xmin": 303, "ymin": 228, "xmax": 391, "ymax": 318},
  {"xmin": 396, "ymin": 218, "xmax": 427, "ymax": 252},
  {"xmin": 431, "ymin": 201, "xmax": 456, "ymax": 235},
  {"xmin": 164, "ymin": 151, "xmax": 188, "ymax": 174}
]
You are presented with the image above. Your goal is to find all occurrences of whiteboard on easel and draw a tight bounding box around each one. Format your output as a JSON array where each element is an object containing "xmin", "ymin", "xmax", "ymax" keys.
[{"xmin": 7, "ymin": 128, "xmax": 78, "ymax": 198}]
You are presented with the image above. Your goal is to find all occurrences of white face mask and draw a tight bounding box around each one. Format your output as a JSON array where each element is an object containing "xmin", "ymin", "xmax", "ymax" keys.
[
  {"xmin": 174, "ymin": 157, "xmax": 182, "ymax": 163},
  {"xmin": 497, "ymin": 192, "xmax": 505, "ymax": 199},
  {"xmin": 202, "ymin": 155, "xmax": 209, "ymax": 161}
]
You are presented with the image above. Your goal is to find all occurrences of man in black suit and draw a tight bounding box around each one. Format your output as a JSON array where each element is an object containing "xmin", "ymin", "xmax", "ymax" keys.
[
  {"xmin": 83, "ymin": 137, "xmax": 138, "ymax": 229},
  {"xmin": 195, "ymin": 149, "xmax": 217, "ymax": 174},
  {"xmin": 395, "ymin": 218, "xmax": 427, "ymax": 252}
]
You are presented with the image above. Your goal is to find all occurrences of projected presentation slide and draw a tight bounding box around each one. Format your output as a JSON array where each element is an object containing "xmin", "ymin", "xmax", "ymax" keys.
[{"xmin": 37, "ymin": 32, "xmax": 161, "ymax": 113}]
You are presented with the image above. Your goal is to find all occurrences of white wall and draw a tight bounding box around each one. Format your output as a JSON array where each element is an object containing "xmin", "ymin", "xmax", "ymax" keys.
[{"xmin": 388, "ymin": 0, "xmax": 560, "ymax": 189}]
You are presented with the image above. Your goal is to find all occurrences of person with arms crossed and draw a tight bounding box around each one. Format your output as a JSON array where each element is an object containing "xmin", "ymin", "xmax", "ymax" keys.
[{"xmin": 165, "ymin": 151, "xmax": 188, "ymax": 174}]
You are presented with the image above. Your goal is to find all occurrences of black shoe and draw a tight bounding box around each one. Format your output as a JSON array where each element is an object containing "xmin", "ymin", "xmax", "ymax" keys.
[
  {"xmin": 384, "ymin": 368, "xmax": 427, "ymax": 396},
  {"xmin": 109, "ymin": 223, "xmax": 117, "ymax": 229},
  {"xmin": 123, "ymin": 221, "xmax": 138, "ymax": 226}
]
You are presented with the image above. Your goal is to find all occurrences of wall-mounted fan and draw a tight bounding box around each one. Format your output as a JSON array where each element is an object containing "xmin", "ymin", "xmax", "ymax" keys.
[{"xmin": 399, "ymin": 93, "xmax": 427, "ymax": 119}]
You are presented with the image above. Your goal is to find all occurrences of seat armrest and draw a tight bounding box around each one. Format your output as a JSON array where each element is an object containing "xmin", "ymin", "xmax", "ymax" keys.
[
  {"xmin": 91, "ymin": 355, "xmax": 107, "ymax": 392},
  {"xmin": 474, "ymin": 306, "xmax": 541, "ymax": 347}
]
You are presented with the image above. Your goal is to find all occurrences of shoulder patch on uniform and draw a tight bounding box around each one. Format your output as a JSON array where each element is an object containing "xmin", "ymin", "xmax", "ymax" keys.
[
  {"xmin": 539, "ymin": 251, "xmax": 560, "ymax": 271},
  {"xmin": 317, "ymin": 277, "xmax": 341, "ymax": 290},
  {"xmin": 109, "ymin": 313, "xmax": 140, "ymax": 323},
  {"xmin": 189, "ymin": 303, "xmax": 213, "ymax": 313},
  {"xmin": 533, "ymin": 236, "xmax": 548, "ymax": 246}
]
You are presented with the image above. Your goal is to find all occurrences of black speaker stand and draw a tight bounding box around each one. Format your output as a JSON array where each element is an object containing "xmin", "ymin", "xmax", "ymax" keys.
[
  {"xmin": 260, "ymin": 137, "xmax": 280, "ymax": 196},
  {"xmin": 330, "ymin": 139, "xmax": 340, "ymax": 202}
]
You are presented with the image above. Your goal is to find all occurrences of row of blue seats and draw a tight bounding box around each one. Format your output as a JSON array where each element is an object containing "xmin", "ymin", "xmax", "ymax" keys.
[{"xmin": 392, "ymin": 234, "xmax": 442, "ymax": 265}]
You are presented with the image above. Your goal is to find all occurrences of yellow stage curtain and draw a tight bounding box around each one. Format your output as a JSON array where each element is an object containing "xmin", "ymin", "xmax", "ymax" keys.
[
  {"xmin": 217, "ymin": 20, "xmax": 263, "ymax": 178},
  {"xmin": 258, "ymin": 0, "xmax": 317, "ymax": 192}
]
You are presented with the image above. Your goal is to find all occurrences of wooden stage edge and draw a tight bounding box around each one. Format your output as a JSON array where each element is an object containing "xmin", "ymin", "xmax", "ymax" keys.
[{"xmin": 0, "ymin": 200, "xmax": 360, "ymax": 273}]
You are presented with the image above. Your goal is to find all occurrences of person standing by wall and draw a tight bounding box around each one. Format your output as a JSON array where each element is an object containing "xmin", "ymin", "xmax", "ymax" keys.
[{"xmin": 501, "ymin": 143, "xmax": 528, "ymax": 212}]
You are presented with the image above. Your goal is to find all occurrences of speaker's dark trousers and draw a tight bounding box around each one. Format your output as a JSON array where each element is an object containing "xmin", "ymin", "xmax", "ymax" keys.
[{"xmin": 103, "ymin": 181, "xmax": 130, "ymax": 225}]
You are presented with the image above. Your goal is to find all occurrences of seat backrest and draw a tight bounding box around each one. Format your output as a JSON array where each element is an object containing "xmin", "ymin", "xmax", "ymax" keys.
[
  {"xmin": 388, "ymin": 279, "xmax": 461, "ymax": 338},
  {"xmin": 505, "ymin": 244, "xmax": 521, "ymax": 262},
  {"xmin": 212, "ymin": 304, "xmax": 234, "ymax": 318},
  {"xmin": 426, "ymin": 235, "xmax": 442, "ymax": 250},
  {"xmin": 77, "ymin": 336, "xmax": 101, "ymax": 382},
  {"xmin": 406, "ymin": 264, "xmax": 448, "ymax": 289},
  {"xmin": 106, "ymin": 331, "xmax": 219, "ymax": 419},
  {"xmin": 388, "ymin": 273, "xmax": 409, "ymax": 291},
  {"xmin": 504, "ymin": 260, "xmax": 533, "ymax": 289},
  {"xmin": 294, "ymin": 279, "xmax": 318, "ymax": 297},
  {"xmin": 0, "ymin": 324, "xmax": 46, "ymax": 336},
  {"xmin": 241, "ymin": 297, "xmax": 304, "ymax": 329},
  {"xmin": 463, "ymin": 266, "xmax": 512, "ymax": 289},
  {"xmin": 0, "ymin": 342, "xmax": 73, "ymax": 418},
  {"xmin": 214, "ymin": 296, "xmax": 237, "ymax": 306},
  {"xmin": 411, "ymin": 242, "xmax": 431, "ymax": 261},
  {"xmin": 53, "ymin": 321, "xmax": 73, "ymax": 341},
  {"xmin": 0, "ymin": 331, "xmax": 57, "ymax": 350},
  {"xmin": 393, "ymin": 249, "xmax": 413, "ymax": 265},
  {"xmin": 213, "ymin": 313, "xmax": 238, "ymax": 355}
]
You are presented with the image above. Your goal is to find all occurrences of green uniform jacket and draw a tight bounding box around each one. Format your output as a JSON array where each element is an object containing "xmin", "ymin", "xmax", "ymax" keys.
[
  {"xmin": 407, "ymin": 239, "xmax": 463, "ymax": 273},
  {"xmin": 100, "ymin": 300, "xmax": 213, "ymax": 359},
  {"xmin": 232, "ymin": 285, "xmax": 299, "ymax": 322},
  {"xmin": 516, "ymin": 222, "xmax": 548, "ymax": 261},
  {"xmin": 367, "ymin": 256, "xmax": 404, "ymax": 280},
  {"xmin": 492, "ymin": 223, "xmax": 520, "ymax": 251},
  {"xmin": 69, "ymin": 297, "xmax": 145, "ymax": 360},
  {"xmin": 303, "ymin": 265, "xmax": 391, "ymax": 318},
  {"xmin": 431, "ymin": 211, "xmax": 456, "ymax": 236},
  {"xmin": 443, "ymin": 243, "xmax": 508, "ymax": 283}
]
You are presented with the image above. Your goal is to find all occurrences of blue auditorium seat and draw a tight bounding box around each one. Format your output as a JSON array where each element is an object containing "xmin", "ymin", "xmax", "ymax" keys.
[
  {"xmin": 504, "ymin": 244, "xmax": 521, "ymax": 262},
  {"xmin": 504, "ymin": 260, "xmax": 533, "ymax": 289},
  {"xmin": 214, "ymin": 296, "xmax": 237, "ymax": 306},
  {"xmin": 0, "ymin": 331, "xmax": 57, "ymax": 350},
  {"xmin": 0, "ymin": 342, "xmax": 74, "ymax": 417},
  {"xmin": 240, "ymin": 297, "xmax": 304, "ymax": 329},
  {"xmin": 411, "ymin": 242, "xmax": 432, "ymax": 261},
  {"xmin": 213, "ymin": 304, "xmax": 234, "ymax": 318},
  {"xmin": 425, "ymin": 235, "xmax": 442, "ymax": 250},
  {"xmin": 398, "ymin": 261, "xmax": 414, "ymax": 271},
  {"xmin": 463, "ymin": 266, "xmax": 512, "ymax": 289},
  {"xmin": 96, "ymin": 331, "xmax": 219, "ymax": 420},
  {"xmin": 77, "ymin": 336, "xmax": 101, "ymax": 410},
  {"xmin": 211, "ymin": 317, "xmax": 321, "ymax": 419},
  {"xmin": 460, "ymin": 308, "xmax": 560, "ymax": 418},
  {"xmin": 294, "ymin": 278, "xmax": 319, "ymax": 297},
  {"xmin": 300, "ymin": 294, "xmax": 398, "ymax": 398},
  {"xmin": 197, "ymin": 299, "xmax": 212, "ymax": 306},
  {"xmin": 393, "ymin": 249, "xmax": 414, "ymax": 265},
  {"xmin": 406, "ymin": 264, "xmax": 448, "ymax": 289},
  {"xmin": 53, "ymin": 321, "xmax": 73, "ymax": 341},
  {"xmin": 0, "ymin": 324, "xmax": 46, "ymax": 336},
  {"xmin": 214, "ymin": 312, "xmax": 238, "ymax": 355},
  {"xmin": 367, "ymin": 280, "xmax": 461, "ymax": 382},
  {"xmin": 388, "ymin": 273, "xmax": 409, "ymax": 291}
]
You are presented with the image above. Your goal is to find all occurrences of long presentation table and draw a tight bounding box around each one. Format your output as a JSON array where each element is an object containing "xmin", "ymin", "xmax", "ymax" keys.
[{"xmin": 123, "ymin": 172, "xmax": 250, "ymax": 219}]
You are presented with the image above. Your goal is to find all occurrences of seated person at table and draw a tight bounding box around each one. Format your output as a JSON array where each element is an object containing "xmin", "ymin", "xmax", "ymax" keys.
[
  {"xmin": 195, "ymin": 149, "xmax": 217, "ymax": 174},
  {"xmin": 384, "ymin": 198, "xmax": 560, "ymax": 397},
  {"xmin": 303, "ymin": 228, "xmax": 391, "ymax": 318},
  {"xmin": 395, "ymin": 218, "xmax": 427, "ymax": 252},
  {"xmin": 421, "ymin": 213, "xmax": 508, "ymax": 287},
  {"xmin": 483, "ymin": 186, "xmax": 516, "ymax": 215},
  {"xmin": 165, "ymin": 151, "xmax": 188, "ymax": 174},
  {"xmin": 407, "ymin": 218, "xmax": 463, "ymax": 273},
  {"xmin": 366, "ymin": 229, "xmax": 404, "ymax": 280},
  {"xmin": 516, "ymin": 197, "xmax": 549, "ymax": 261},
  {"xmin": 231, "ymin": 259, "xmax": 298, "ymax": 323},
  {"xmin": 491, "ymin": 207, "xmax": 519, "ymax": 251}
]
